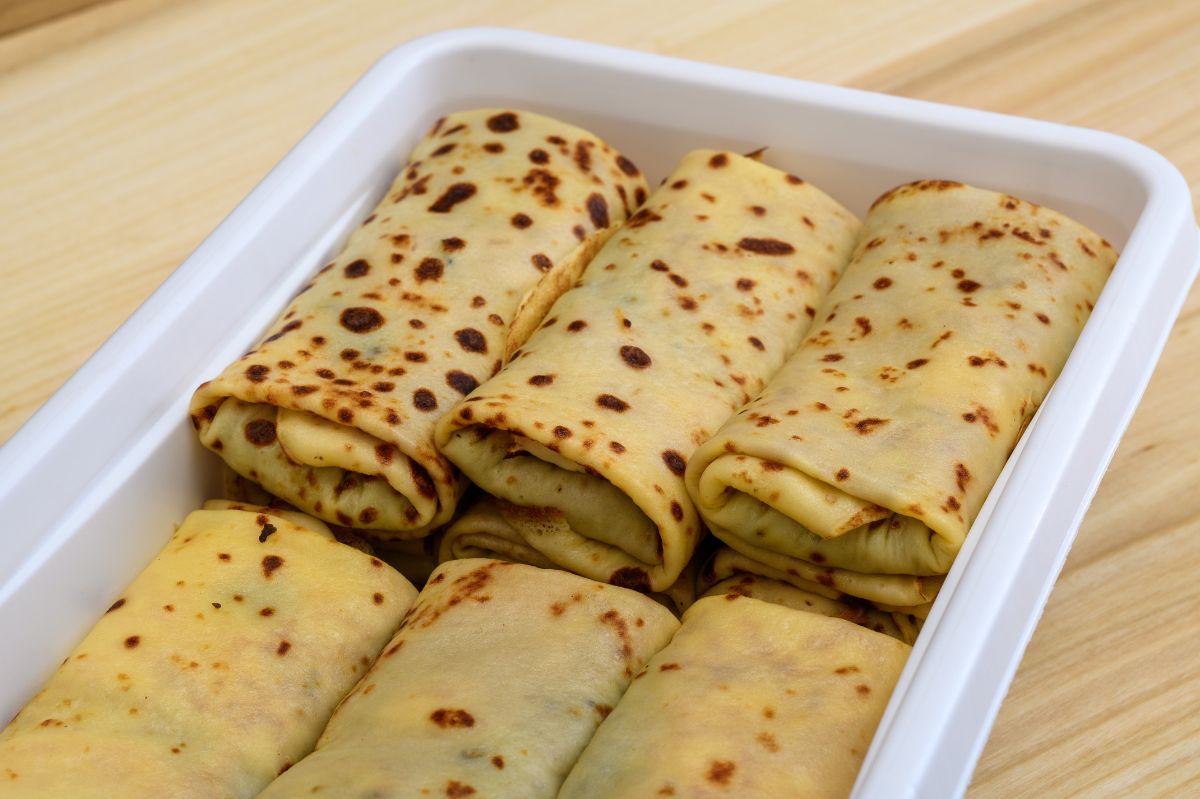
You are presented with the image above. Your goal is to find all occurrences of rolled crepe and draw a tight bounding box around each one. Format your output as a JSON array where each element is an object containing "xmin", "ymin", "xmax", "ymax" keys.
[
  {"xmin": 256, "ymin": 558, "xmax": 678, "ymax": 798},
  {"xmin": 436, "ymin": 150, "xmax": 861, "ymax": 591},
  {"xmin": 191, "ymin": 109, "xmax": 648, "ymax": 538},
  {"xmin": 687, "ymin": 181, "xmax": 1116, "ymax": 609},
  {"xmin": 696, "ymin": 546, "xmax": 921, "ymax": 643},
  {"xmin": 436, "ymin": 494, "xmax": 561, "ymax": 569},
  {"xmin": 558, "ymin": 595, "xmax": 910, "ymax": 799},
  {"xmin": 437, "ymin": 496, "xmax": 703, "ymax": 614},
  {"xmin": 0, "ymin": 503, "xmax": 416, "ymax": 799}
]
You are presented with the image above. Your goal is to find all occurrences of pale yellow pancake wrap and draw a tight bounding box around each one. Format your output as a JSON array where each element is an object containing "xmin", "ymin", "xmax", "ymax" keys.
[
  {"xmin": 256, "ymin": 558, "xmax": 678, "ymax": 798},
  {"xmin": 191, "ymin": 109, "xmax": 648, "ymax": 538},
  {"xmin": 0, "ymin": 503, "xmax": 416, "ymax": 798},
  {"xmin": 696, "ymin": 545, "xmax": 923, "ymax": 643},
  {"xmin": 437, "ymin": 496, "xmax": 702, "ymax": 614},
  {"xmin": 436, "ymin": 150, "xmax": 860, "ymax": 591},
  {"xmin": 557, "ymin": 595, "xmax": 910, "ymax": 799},
  {"xmin": 687, "ymin": 180, "xmax": 1116, "ymax": 609}
]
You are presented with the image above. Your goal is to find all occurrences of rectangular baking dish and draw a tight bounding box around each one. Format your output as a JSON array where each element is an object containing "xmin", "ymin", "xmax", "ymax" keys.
[{"xmin": 0, "ymin": 27, "xmax": 1195, "ymax": 797}]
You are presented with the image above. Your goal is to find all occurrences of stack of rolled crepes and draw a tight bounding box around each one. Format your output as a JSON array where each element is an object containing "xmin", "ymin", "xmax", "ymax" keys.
[
  {"xmin": 257, "ymin": 558, "xmax": 679, "ymax": 798},
  {"xmin": 190, "ymin": 109, "xmax": 648, "ymax": 538},
  {"xmin": 435, "ymin": 149, "xmax": 861, "ymax": 592},
  {"xmin": 558, "ymin": 594, "xmax": 911, "ymax": 798},
  {"xmin": 6, "ymin": 104, "xmax": 1128, "ymax": 799},
  {"xmin": 0, "ymin": 503, "xmax": 416, "ymax": 798},
  {"xmin": 687, "ymin": 180, "xmax": 1116, "ymax": 615}
]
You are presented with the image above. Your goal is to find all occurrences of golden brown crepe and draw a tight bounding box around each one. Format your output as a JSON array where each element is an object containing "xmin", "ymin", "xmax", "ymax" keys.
[
  {"xmin": 437, "ymin": 496, "xmax": 703, "ymax": 614},
  {"xmin": 256, "ymin": 558, "xmax": 678, "ymax": 798},
  {"xmin": 558, "ymin": 594, "xmax": 911, "ymax": 799},
  {"xmin": 436, "ymin": 150, "xmax": 860, "ymax": 591},
  {"xmin": 0, "ymin": 503, "xmax": 416, "ymax": 798},
  {"xmin": 687, "ymin": 180, "xmax": 1116, "ymax": 610},
  {"xmin": 190, "ymin": 109, "xmax": 648, "ymax": 538},
  {"xmin": 697, "ymin": 546, "xmax": 922, "ymax": 643}
]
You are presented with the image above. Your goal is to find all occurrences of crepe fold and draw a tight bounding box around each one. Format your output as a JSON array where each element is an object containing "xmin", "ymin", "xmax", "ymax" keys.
[
  {"xmin": 437, "ymin": 495, "xmax": 562, "ymax": 569},
  {"xmin": 256, "ymin": 558, "xmax": 678, "ymax": 798},
  {"xmin": 558, "ymin": 595, "xmax": 910, "ymax": 799},
  {"xmin": 190, "ymin": 109, "xmax": 648, "ymax": 539},
  {"xmin": 0, "ymin": 504, "xmax": 416, "ymax": 799},
  {"xmin": 437, "ymin": 496, "xmax": 702, "ymax": 614},
  {"xmin": 435, "ymin": 150, "xmax": 861, "ymax": 591},
  {"xmin": 696, "ymin": 546, "xmax": 922, "ymax": 643},
  {"xmin": 687, "ymin": 181, "xmax": 1116, "ymax": 609}
]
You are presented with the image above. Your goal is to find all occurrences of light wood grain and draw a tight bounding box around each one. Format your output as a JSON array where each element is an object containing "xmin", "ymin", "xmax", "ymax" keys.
[
  {"xmin": 0, "ymin": 0, "xmax": 109, "ymax": 38},
  {"xmin": 0, "ymin": 1, "xmax": 1197, "ymax": 795}
]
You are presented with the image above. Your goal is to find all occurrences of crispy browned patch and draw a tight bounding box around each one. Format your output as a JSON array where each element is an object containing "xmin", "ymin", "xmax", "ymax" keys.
[
  {"xmin": 610, "ymin": 567, "xmax": 652, "ymax": 592},
  {"xmin": 428, "ymin": 183, "xmax": 477, "ymax": 213},
  {"xmin": 487, "ymin": 112, "xmax": 519, "ymax": 132},
  {"xmin": 756, "ymin": 731, "xmax": 780, "ymax": 752},
  {"xmin": 737, "ymin": 237, "xmax": 794, "ymax": 255},
  {"xmin": 706, "ymin": 760, "xmax": 737, "ymax": 785},
  {"xmin": 620, "ymin": 345, "xmax": 652, "ymax": 369},
  {"xmin": 661, "ymin": 449, "xmax": 686, "ymax": 476},
  {"xmin": 851, "ymin": 417, "xmax": 889, "ymax": 435},
  {"xmin": 243, "ymin": 418, "xmax": 276, "ymax": 447},
  {"xmin": 446, "ymin": 780, "xmax": 477, "ymax": 797},
  {"xmin": 430, "ymin": 708, "xmax": 475, "ymax": 728}
]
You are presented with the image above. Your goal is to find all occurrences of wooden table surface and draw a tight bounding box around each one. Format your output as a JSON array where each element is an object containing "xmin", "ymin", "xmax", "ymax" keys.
[{"xmin": 1, "ymin": 0, "xmax": 1197, "ymax": 794}]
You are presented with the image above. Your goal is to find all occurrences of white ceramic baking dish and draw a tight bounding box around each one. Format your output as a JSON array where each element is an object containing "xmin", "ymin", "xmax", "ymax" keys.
[{"xmin": 0, "ymin": 27, "xmax": 1195, "ymax": 797}]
